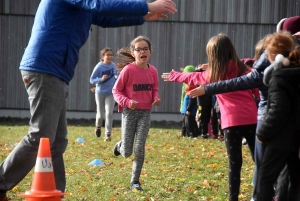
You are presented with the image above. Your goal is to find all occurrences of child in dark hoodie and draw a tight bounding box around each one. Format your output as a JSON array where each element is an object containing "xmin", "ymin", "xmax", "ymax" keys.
[{"xmin": 256, "ymin": 31, "xmax": 300, "ymax": 201}]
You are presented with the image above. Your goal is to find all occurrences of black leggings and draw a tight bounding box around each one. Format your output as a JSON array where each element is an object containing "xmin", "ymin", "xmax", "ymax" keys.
[
  {"xmin": 223, "ymin": 124, "xmax": 256, "ymax": 201},
  {"xmin": 198, "ymin": 104, "xmax": 212, "ymax": 135},
  {"xmin": 184, "ymin": 115, "xmax": 199, "ymax": 137}
]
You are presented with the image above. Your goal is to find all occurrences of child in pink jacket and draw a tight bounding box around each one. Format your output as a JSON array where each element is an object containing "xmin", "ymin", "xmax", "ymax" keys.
[
  {"xmin": 112, "ymin": 35, "xmax": 160, "ymax": 192},
  {"xmin": 162, "ymin": 33, "xmax": 258, "ymax": 201}
]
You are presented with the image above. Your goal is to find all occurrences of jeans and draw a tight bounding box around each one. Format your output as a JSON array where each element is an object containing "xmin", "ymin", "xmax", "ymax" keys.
[{"xmin": 251, "ymin": 118, "xmax": 266, "ymax": 201}]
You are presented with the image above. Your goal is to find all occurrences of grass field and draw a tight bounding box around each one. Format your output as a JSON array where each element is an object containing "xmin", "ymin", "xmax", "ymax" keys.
[{"xmin": 0, "ymin": 121, "xmax": 255, "ymax": 201}]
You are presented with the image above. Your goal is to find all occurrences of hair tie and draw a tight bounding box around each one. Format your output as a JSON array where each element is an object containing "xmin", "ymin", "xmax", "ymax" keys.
[{"xmin": 275, "ymin": 54, "xmax": 290, "ymax": 66}]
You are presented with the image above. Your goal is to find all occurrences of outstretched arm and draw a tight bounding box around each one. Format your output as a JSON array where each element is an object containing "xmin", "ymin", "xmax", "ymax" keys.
[
  {"xmin": 161, "ymin": 69, "xmax": 175, "ymax": 81},
  {"xmin": 162, "ymin": 70, "xmax": 206, "ymax": 86},
  {"xmin": 87, "ymin": 0, "xmax": 177, "ymax": 26},
  {"xmin": 189, "ymin": 69, "xmax": 264, "ymax": 97},
  {"xmin": 190, "ymin": 53, "xmax": 270, "ymax": 97},
  {"xmin": 206, "ymin": 69, "xmax": 264, "ymax": 94},
  {"xmin": 67, "ymin": 0, "xmax": 149, "ymax": 17}
]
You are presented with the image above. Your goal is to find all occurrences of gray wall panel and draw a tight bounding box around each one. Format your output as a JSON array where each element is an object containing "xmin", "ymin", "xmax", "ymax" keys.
[
  {"xmin": 0, "ymin": 0, "xmax": 299, "ymax": 115},
  {"xmin": 1, "ymin": 0, "xmax": 40, "ymax": 15}
]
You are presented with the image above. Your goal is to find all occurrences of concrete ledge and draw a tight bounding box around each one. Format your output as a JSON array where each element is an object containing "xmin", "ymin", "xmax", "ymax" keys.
[{"xmin": 0, "ymin": 109, "xmax": 183, "ymax": 123}]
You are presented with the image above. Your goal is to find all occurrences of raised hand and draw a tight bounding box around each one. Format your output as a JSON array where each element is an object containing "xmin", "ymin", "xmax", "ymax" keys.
[{"xmin": 148, "ymin": 0, "xmax": 177, "ymax": 14}]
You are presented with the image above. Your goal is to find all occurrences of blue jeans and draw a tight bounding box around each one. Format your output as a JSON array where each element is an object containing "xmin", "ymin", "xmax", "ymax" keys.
[
  {"xmin": 252, "ymin": 137, "xmax": 266, "ymax": 200},
  {"xmin": 252, "ymin": 119, "xmax": 266, "ymax": 201},
  {"xmin": 0, "ymin": 71, "xmax": 69, "ymax": 193}
]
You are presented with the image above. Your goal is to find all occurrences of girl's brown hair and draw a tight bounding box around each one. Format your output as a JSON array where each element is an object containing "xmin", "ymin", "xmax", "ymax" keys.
[
  {"xmin": 206, "ymin": 33, "xmax": 249, "ymax": 83},
  {"xmin": 115, "ymin": 36, "xmax": 152, "ymax": 71},
  {"xmin": 265, "ymin": 31, "xmax": 300, "ymax": 66},
  {"xmin": 100, "ymin": 48, "xmax": 113, "ymax": 62}
]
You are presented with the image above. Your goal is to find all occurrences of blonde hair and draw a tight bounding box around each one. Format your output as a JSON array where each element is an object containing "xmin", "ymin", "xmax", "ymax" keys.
[
  {"xmin": 206, "ymin": 33, "xmax": 248, "ymax": 82},
  {"xmin": 254, "ymin": 35, "xmax": 270, "ymax": 60},
  {"xmin": 115, "ymin": 36, "xmax": 152, "ymax": 71}
]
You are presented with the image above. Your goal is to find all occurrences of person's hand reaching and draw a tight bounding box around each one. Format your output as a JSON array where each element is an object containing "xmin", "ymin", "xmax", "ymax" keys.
[
  {"xmin": 144, "ymin": 13, "xmax": 168, "ymax": 21},
  {"xmin": 187, "ymin": 84, "xmax": 206, "ymax": 97},
  {"xmin": 161, "ymin": 69, "xmax": 175, "ymax": 81},
  {"xmin": 148, "ymin": 0, "xmax": 177, "ymax": 14},
  {"xmin": 293, "ymin": 31, "xmax": 300, "ymax": 38}
]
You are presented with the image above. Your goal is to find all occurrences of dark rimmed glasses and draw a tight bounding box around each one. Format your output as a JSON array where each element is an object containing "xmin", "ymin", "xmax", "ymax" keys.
[{"xmin": 134, "ymin": 47, "xmax": 150, "ymax": 53}]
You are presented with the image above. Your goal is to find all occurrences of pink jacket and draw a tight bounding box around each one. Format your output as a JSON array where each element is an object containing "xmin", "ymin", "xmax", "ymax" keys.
[
  {"xmin": 169, "ymin": 62, "xmax": 258, "ymax": 129},
  {"xmin": 112, "ymin": 62, "xmax": 160, "ymax": 112}
]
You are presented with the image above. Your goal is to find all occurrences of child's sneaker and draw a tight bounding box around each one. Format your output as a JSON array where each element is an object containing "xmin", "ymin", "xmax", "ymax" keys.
[
  {"xmin": 94, "ymin": 128, "xmax": 101, "ymax": 137},
  {"xmin": 201, "ymin": 133, "xmax": 209, "ymax": 139},
  {"xmin": 130, "ymin": 181, "xmax": 143, "ymax": 192},
  {"xmin": 242, "ymin": 138, "xmax": 247, "ymax": 145},
  {"xmin": 113, "ymin": 141, "xmax": 121, "ymax": 156},
  {"xmin": 104, "ymin": 137, "xmax": 111, "ymax": 142}
]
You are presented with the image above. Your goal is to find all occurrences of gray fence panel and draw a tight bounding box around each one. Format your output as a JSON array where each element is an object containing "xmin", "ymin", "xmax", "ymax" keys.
[{"xmin": 0, "ymin": 0, "xmax": 299, "ymax": 114}]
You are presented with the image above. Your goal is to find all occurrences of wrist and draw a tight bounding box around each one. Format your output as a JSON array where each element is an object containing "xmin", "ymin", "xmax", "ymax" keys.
[
  {"xmin": 203, "ymin": 85, "xmax": 208, "ymax": 94},
  {"xmin": 147, "ymin": 3, "xmax": 152, "ymax": 12}
]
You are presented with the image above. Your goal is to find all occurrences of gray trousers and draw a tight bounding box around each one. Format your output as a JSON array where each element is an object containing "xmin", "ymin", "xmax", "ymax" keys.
[
  {"xmin": 95, "ymin": 93, "xmax": 115, "ymax": 137},
  {"xmin": 120, "ymin": 108, "xmax": 151, "ymax": 183},
  {"xmin": 0, "ymin": 71, "xmax": 68, "ymax": 194}
]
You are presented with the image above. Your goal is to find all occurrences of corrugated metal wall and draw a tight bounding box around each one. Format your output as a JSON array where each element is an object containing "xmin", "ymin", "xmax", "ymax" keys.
[{"xmin": 1, "ymin": 0, "xmax": 300, "ymax": 114}]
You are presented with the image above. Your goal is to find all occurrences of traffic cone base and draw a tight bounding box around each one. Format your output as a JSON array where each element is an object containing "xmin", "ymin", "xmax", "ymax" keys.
[{"xmin": 18, "ymin": 138, "xmax": 68, "ymax": 201}]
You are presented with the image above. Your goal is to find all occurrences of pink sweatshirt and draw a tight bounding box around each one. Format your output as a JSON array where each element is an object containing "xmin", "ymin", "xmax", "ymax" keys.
[
  {"xmin": 112, "ymin": 62, "xmax": 160, "ymax": 112},
  {"xmin": 169, "ymin": 62, "xmax": 258, "ymax": 129}
]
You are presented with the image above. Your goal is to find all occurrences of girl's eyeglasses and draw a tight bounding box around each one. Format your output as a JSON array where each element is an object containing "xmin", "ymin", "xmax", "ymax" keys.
[{"xmin": 134, "ymin": 47, "xmax": 150, "ymax": 53}]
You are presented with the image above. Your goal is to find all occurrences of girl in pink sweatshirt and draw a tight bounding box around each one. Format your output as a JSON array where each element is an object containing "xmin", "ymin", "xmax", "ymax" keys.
[
  {"xmin": 162, "ymin": 33, "xmax": 258, "ymax": 201},
  {"xmin": 112, "ymin": 35, "xmax": 160, "ymax": 192}
]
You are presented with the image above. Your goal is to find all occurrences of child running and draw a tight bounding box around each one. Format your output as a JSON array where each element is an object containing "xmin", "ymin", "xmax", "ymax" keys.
[
  {"xmin": 112, "ymin": 35, "xmax": 161, "ymax": 192},
  {"xmin": 162, "ymin": 33, "xmax": 258, "ymax": 201},
  {"xmin": 90, "ymin": 48, "xmax": 117, "ymax": 141}
]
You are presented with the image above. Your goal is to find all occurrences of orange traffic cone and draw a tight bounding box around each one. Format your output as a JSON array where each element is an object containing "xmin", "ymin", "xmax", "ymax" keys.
[{"xmin": 18, "ymin": 138, "xmax": 68, "ymax": 201}]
